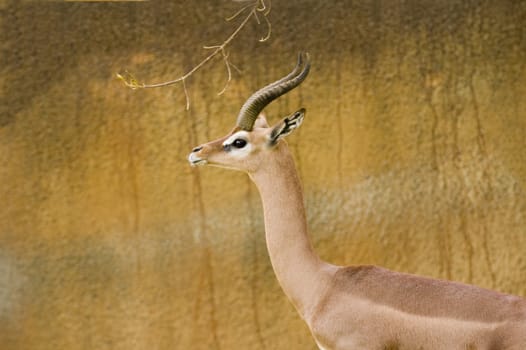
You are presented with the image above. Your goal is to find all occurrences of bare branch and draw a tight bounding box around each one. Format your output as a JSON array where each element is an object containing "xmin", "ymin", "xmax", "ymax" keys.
[
  {"xmin": 225, "ymin": 2, "xmax": 254, "ymax": 22},
  {"xmin": 256, "ymin": 0, "xmax": 266, "ymax": 12},
  {"xmin": 263, "ymin": 0, "xmax": 271, "ymax": 15},
  {"xmin": 217, "ymin": 49, "xmax": 232, "ymax": 96},
  {"xmin": 182, "ymin": 79, "xmax": 190, "ymax": 110},
  {"xmin": 229, "ymin": 61, "xmax": 242, "ymax": 75},
  {"xmin": 116, "ymin": 71, "xmax": 144, "ymax": 90},
  {"xmin": 259, "ymin": 12, "xmax": 272, "ymax": 42},
  {"xmin": 253, "ymin": 10, "xmax": 261, "ymax": 25},
  {"xmin": 117, "ymin": 0, "xmax": 273, "ymax": 106}
]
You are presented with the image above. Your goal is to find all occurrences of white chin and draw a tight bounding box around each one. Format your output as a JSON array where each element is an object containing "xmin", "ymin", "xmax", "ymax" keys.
[{"xmin": 188, "ymin": 153, "xmax": 207, "ymax": 166}]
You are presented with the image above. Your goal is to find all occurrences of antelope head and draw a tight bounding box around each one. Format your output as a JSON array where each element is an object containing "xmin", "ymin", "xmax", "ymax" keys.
[{"xmin": 188, "ymin": 52, "xmax": 310, "ymax": 173}]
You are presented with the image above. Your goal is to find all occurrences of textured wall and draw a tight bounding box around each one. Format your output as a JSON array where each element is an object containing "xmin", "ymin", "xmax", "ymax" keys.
[{"xmin": 1, "ymin": 0, "xmax": 525, "ymax": 349}]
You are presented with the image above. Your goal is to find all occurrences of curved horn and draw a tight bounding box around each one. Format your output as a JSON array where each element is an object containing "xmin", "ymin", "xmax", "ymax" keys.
[{"xmin": 236, "ymin": 52, "xmax": 310, "ymax": 131}]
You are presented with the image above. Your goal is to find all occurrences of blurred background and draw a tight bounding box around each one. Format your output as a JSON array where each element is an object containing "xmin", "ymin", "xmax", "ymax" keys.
[{"xmin": 1, "ymin": 0, "xmax": 525, "ymax": 349}]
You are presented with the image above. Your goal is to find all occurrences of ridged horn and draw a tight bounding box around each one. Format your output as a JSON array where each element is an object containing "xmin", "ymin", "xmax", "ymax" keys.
[{"xmin": 236, "ymin": 52, "xmax": 310, "ymax": 131}]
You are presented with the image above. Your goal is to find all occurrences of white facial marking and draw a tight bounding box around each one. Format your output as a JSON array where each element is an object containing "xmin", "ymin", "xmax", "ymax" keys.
[
  {"xmin": 222, "ymin": 131, "xmax": 252, "ymax": 158},
  {"xmin": 223, "ymin": 131, "xmax": 250, "ymax": 147},
  {"xmin": 188, "ymin": 152, "xmax": 207, "ymax": 166}
]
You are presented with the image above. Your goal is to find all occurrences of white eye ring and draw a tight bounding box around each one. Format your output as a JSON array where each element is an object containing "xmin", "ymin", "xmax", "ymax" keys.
[{"xmin": 223, "ymin": 131, "xmax": 250, "ymax": 152}]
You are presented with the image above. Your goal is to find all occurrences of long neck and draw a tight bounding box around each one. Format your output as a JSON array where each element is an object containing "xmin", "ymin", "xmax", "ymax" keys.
[{"xmin": 249, "ymin": 143, "xmax": 333, "ymax": 318}]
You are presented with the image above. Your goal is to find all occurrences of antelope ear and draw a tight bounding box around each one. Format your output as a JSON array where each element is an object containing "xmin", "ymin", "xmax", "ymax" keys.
[
  {"xmin": 268, "ymin": 108, "xmax": 305, "ymax": 146},
  {"xmin": 254, "ymin": 113, "xmax": 270, "ymax": 129}
]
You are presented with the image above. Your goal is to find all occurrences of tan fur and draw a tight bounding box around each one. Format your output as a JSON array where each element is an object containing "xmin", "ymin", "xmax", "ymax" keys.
[{"xmin": 189, "ymin": 114, "xmax": 526, "ymax": 350}]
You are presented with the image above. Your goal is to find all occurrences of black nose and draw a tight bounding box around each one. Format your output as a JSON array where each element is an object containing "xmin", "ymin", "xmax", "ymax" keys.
[{"xmin": 192, "ymin": 146, "xmax": 203, "ymax": 153}]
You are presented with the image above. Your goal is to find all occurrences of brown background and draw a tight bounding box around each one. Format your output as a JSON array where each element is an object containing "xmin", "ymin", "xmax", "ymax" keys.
[{"xmin": 1, "ymin": 0, "xmax": 525, "ymax": 349}]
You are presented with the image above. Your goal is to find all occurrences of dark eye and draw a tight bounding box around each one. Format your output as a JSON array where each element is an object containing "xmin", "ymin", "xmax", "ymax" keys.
[{"xmin": 232, "ymin": 139, "xmax": 247, "ymax": 148}]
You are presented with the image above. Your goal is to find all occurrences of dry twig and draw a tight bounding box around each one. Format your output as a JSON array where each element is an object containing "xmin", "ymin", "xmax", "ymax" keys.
[{"xmin": 117, "ymin": 0, "xmax": 272, "ymax": 110}]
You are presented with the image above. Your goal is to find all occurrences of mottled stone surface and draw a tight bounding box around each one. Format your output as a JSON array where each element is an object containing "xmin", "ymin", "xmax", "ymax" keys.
[{"xmin": 1, "ymin": 1, "xmax": 525, "ymax": 349}]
